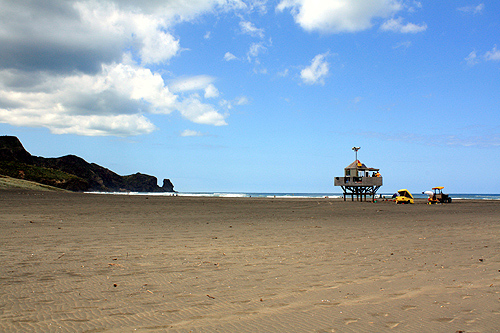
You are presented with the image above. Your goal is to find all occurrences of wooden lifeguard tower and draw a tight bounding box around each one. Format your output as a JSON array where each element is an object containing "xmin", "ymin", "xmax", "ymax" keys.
[{"xmin": 334, "ymin": 147, "xmax": 383, "ymax": 202}]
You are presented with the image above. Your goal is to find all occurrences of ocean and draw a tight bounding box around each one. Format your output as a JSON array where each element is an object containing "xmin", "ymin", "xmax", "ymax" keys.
[{"xmin": 88, "ymin": 191, "xmax": 500, "ymax": 200}]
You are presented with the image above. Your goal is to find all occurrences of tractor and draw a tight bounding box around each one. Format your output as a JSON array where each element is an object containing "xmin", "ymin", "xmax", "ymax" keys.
[{"xmin": 427, "ymin": 186, "xmax": 452, "ymax": 204}]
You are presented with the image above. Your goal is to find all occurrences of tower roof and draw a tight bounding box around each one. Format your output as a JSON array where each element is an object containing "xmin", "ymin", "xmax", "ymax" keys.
[{"xmin": 345, "ymin": 160, "xmax": 379, "ymax": 171}]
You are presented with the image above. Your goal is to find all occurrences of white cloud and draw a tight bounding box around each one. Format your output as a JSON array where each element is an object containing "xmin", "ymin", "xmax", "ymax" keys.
[
  {"xmin": 169, "ymin": 75, "xmax": 217, "ymax": 93},
  {"xmin": 70, "ymin": 1, "xmax": 182, "ymax": 66},
  {"xmin": 407, "ymin": 1, "xmax": 422, "ymax": 13},
  {"xmin": 235, "ymin": 96, "xmax": 250, "ymax": 105},
  {"xmin": 0, "ymin": 62, "xmax": 176, "ymax": 136},
  {"xmin": 465, "ymin": 46, "xmax": 500, "ymax": 66},
  {"xmin": 484, "ymin": 45, "xmax": 500, "ymax": 61},
  {"xmin": 219, "ymin": 99, "xmax": 233, "ymax": 110},
  {"xmin": 393, "ymin": 41, "xmax": 412, "ymax": 49},
  {"xmin": 247, "ymin": 42, "xmax": 267, "ymax": 61},
  {"xmin": 0, "ymin": 62, "xmax": 231, "ymax": 136},
  {"xmin": 204, "ymin": 84, "xmax": 220, "ymax": 98},
  {"xmin": 240, "ymin": 21, "xmax": 265, "ymax": 38},
  {"xmin": 224, "ymin": 52, "xmax": 238, "ymax": 61},
  {"xmin": 247, "ymin": 0, "xmax": 268, "ymax": 14},
  {"xmin": 177, "ymin": 94, "xmax": 228, "ymax": 126},
  {"xmin": 49, "ymin": 115, "xmax": 156, "ymax": 136},
  {"xmin": 300, "ymin": 53, "xmax": 329, "ymax": 85},
  {"xmin": 278, "ymin": 68, "xmax": 289, "ymax": 77},
  {"xmin": 380, "ymin": 17, "xmax": 427, "ymax": 33},
  {"xmin": 134, "ymin": 20, "xmax": 181, "ymax": 65},
  {"xmin": 181, "ymin": 129, "xmax": 204, "ymax": 137},
  {"xmin": 218, "ymin": 95, "xmax": 250, "ymax": 110},
  {"xmin": 101, "ymin": 62, "xmax": 178, "ymax": 113},
  {"xmin": 167, "ymin": 76, "xmax": 228, "ymax": 124},
  {"xmin": 458, "ymin": 4, "xmax": 484, "ymax": 14},
  {"xmin": 276, "ymin": 0, "xmax": 402, "ymax": 33},
  {"xmin": 465, "ymin": 50, "xmax": 479, "ymax": 66}
]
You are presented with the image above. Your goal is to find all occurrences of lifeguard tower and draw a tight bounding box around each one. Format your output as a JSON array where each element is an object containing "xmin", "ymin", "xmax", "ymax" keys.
[{"xmin": 334, "ymin": 147, "xmax": 383, "ymax": 202}]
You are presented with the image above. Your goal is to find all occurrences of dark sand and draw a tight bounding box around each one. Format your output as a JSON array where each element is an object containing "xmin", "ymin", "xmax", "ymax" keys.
[{"xmin": 1, "ymin": 190, "xmax": 499, "ymax": 332}]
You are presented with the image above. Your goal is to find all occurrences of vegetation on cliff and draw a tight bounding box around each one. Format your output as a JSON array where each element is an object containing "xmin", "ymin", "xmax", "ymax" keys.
[{"xmin": 0, "ymin": 136, "xmax": 175, "ymax": 192}]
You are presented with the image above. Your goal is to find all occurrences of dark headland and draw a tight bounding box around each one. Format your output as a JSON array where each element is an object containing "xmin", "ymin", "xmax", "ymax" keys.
[{"xmin": 0, "ymin": 135, "xmax": 174, "ymax": 192}]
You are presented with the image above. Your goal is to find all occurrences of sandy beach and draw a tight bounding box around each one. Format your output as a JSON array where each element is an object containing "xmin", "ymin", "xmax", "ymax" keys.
[{"xmin": 1, "ymin": 190, "xmax": 499, "ymax": 332}]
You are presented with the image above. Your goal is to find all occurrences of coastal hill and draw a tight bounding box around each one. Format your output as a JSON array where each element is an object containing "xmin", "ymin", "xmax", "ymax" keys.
[{"xmin": 0, "ymin": 136, "xmax": 175, "ymax": 193}]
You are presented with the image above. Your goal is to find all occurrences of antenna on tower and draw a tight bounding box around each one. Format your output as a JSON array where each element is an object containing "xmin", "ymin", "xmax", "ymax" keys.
[{"xmin": 352, "ymin": 146, "xmax": 360, "ymax": 161}]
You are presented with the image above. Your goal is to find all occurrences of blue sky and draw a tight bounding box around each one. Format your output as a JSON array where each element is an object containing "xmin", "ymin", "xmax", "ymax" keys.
[{"xmin": 1, "ymin": 1, "xmax": 499, "ymax": 194}]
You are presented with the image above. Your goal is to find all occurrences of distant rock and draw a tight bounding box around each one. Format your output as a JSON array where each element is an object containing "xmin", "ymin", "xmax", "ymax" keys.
[
  {"xmin": 161, "ymin": 179, "xmax": 175, "ymax": 192},
  {"xmin": 0, "ymin": 136, "xmax": 175, "ymax": 193}
]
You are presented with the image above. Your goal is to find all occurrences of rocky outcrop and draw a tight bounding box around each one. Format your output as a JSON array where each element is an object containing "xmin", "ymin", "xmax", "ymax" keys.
[
  {"xmin": 0, "ymin": 136, "xmax": 175, "ymax": 192},
  {"xmin": 161, "ymin": 179, "xmax": 175, "ymax": 192}
]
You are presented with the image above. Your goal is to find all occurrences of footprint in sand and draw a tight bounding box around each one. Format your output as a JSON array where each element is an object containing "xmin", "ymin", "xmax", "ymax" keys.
[
  {"xmin": 385, "ymin": 322, "xmax": 401, "ymax": 329},
  {"xmin": 344, "ymin": 318, "xmax": 359, "ymax": 325},
  {"xmin": 435, "ymin": 317, "xmax": 455, "ymax": 323},
  {"xmin": 230, "ymin": 299, "xmax": 251, "ymax": 304},
  {"xmin": 316, "ymin": 301, "xmax": 340, "ymax": 307},
  {"xmin": 401, "ymin": 305, "xmax": 417, "ymax": 311}
]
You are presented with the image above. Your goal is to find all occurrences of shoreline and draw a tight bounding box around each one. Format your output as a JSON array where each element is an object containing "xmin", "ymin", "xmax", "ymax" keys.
[
  {"xmin": 86, "ymin": 190, "xmax": 500, "ymax": 201},
  {"xmin": 1, "ymin": 191, "xmax": 500, "ymax": 332}
]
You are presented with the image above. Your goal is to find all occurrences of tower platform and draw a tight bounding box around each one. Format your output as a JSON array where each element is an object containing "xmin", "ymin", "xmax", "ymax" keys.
[{"xmin": 334, "ymin": 159, "xmax": 383, "ymax": 202}]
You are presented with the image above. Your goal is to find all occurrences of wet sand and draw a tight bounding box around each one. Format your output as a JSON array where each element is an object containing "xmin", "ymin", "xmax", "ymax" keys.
[{"xmin": 1, "ymin": 190, "xmax": 500, "ymax": 332}]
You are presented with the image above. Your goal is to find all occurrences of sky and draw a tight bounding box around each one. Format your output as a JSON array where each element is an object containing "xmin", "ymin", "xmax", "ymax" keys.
[{"xmin": 0, "ymin": 0, "xmax": 499, "ymax": 194}]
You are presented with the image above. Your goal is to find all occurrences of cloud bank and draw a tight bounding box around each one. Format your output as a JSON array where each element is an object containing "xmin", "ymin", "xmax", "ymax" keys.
[{"xmin": 0, "ymin": 0, "xmax": 240, "ymax": 136}]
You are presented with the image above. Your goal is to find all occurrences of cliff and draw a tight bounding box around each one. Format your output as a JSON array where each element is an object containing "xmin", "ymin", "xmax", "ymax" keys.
[{"xmin": 0, "ymin": 136, "xmax": 175, "ymax": 192}]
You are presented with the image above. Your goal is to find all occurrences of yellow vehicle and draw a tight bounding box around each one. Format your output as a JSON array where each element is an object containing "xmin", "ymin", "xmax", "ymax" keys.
[
  {"xmin": 395, "ymin": 189, "xmax": 414, "ymax": 204},
  {"xmin": 428, "ymin": 186, "xmax": 452, "ymax": 204}
]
